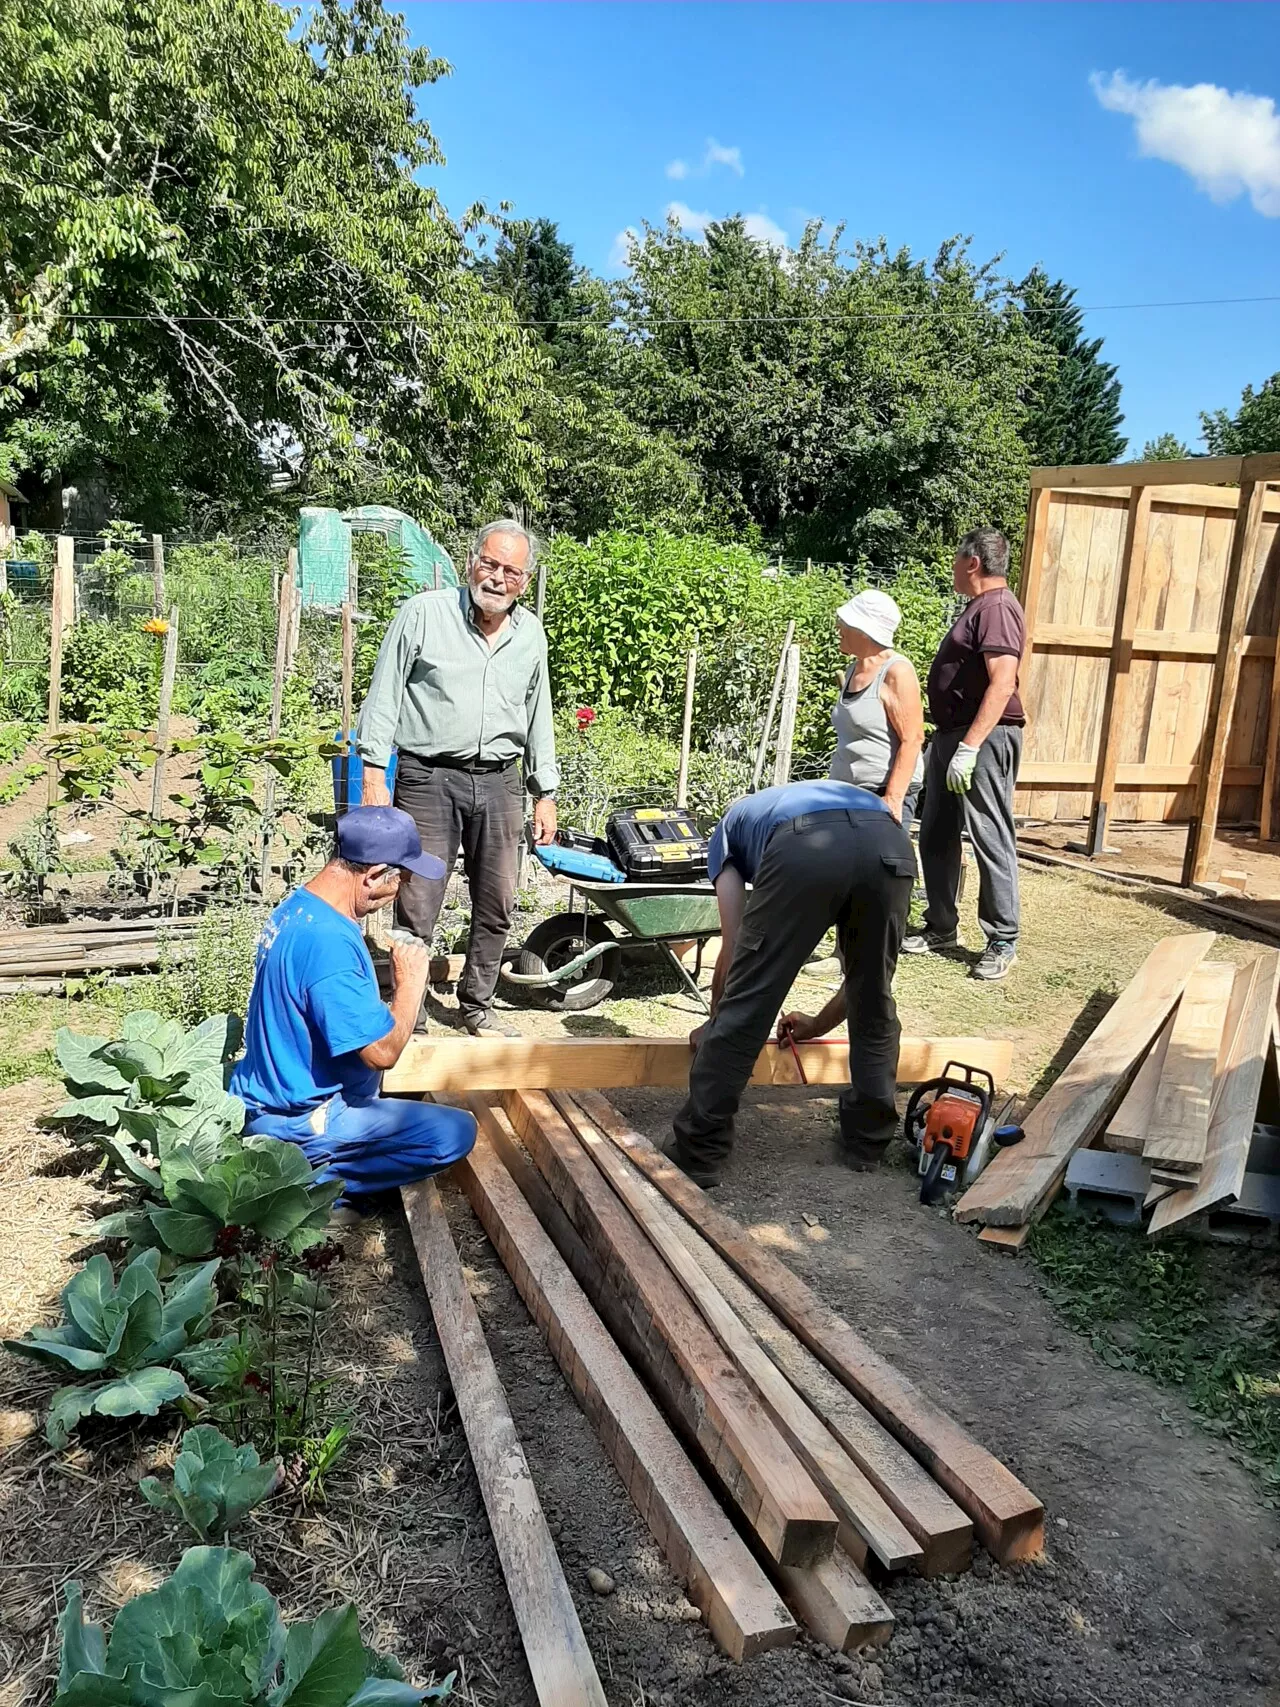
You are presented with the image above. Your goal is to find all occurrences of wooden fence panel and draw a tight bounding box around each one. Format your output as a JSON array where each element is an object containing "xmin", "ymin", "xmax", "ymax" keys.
[{"xmin": 1016, "ymin": 470, "xmax": 1280, "ymax": 833}]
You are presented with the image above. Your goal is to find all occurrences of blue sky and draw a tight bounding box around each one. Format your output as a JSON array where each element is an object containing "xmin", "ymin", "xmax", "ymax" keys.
[{"xmin": 404, "ymin": 2, "xmax": 1280, "ymax": 457}]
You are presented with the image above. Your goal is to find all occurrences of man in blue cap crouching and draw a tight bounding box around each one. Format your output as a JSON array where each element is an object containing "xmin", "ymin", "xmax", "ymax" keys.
[{"xmin": 230, "ymin": 806, "xmax": 476, "ymax": 1216}]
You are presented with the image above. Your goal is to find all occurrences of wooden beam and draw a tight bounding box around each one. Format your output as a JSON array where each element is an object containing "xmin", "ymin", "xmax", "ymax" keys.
[
  {"xmin": 1018, "ymin": 762, "xmax": 1262, "ymax": 789},
  {"xmin": 977, "ymin": 1224, "xmax": 1031, "ymax": 1253},
  {"xmin": 401, "ymin": 1180, "xmax": 608, "ymax": 1707},
  {"xmin": 1182, "ymin": 479, "xmax": 1270, "ymax": 886},
  {"xmin": 1068, "ymin": 483, "xmax": 1280, "ymax": 514},
  {"xmin": 503, "ymin": 1090, "xmax": 839, "ymax": 1567},
  {"xmin": 456, "ymin": 1109, "xmax": 796, "ymax": 1660},
  {"xmin": 1029, "ymin": 455, "xmax": 1250, "ymax": 490},
  {"xmin": 553, "ymin": 1093, "xmax": 922, "ymax": 1574},
  {"xmin": 571, "ymin": 1092, "xmax": 1044, "ymax": 1566},
  {"xmin": 383, "ymin": 1035, "xmax": 1015, "ymax": 1096},
  {"xmin": 148, "ymin": 606, "xmax": 180, "ymax": 824},
  {"xmin": 1142, "ymin": 960, "xmax": 1236, "ymax": 1175},
  {"xmin": 954, "ymin": 933, "xmax": 1215, "ymax": 1228},
  {"xmin": 776, "ymin": 1548, "xmax": 894, "ymax": 1653},
  {"xmin": 1087, "ymin": 488, "xmax": 1151, "ymax": 855},
  {"xmin": 1104, "ymin": 1013, "xmax": 1173, "ymax": 1154},
  {"xmin": 1030, "ymin": 625, "xmax": 1275, "ymax": 659},
  {"xmin": 771, "ymin": 642, "xmax": 801, "ymax": 787},
  {"xmin": 1150, "ymin": 951, "xmax": 1280, "ymax": 1233},
  {"xmin": 555, "ymin": 1095, "xmax": 971, "ymax": 1578},
  {"xmin": 1016, "ymin": 486, "xmax": 1052, "ymax": 665},
  {"xmin": 46, "ymin": 535, "xmax": 75, "ymax": 807}
]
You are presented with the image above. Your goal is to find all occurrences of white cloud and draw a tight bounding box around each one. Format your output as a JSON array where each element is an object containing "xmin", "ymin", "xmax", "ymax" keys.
[
  {"xmin": 666, "ymin": 158, "xmax": 689, "ymax": 180},
  {"xmin": 705, "ymin": 138, "xmax": 744, "ymax": 177},
  {"xmin": 608, "ymin": 226, "xmax": 639, "ymax": 268},
  {"xmin": 1092, "ymin": 70, "xmax": 1280, "ymax": 216},
  {"xmin": 744, "ymin": 211, "xmax": 788, "ymax": 248},
  {"xmin": 666, "ymin": 201, "xmax": 713, "ymax": 239}
]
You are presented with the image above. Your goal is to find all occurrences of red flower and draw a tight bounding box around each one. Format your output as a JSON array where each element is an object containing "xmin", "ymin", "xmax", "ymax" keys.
[{"xmin": 575, "ymin": 707, "xmax": 597, "ymax": 732}]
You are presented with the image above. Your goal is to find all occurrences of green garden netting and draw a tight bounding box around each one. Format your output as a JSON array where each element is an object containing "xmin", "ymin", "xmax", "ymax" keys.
[{"xmin": 297, "ymin": 505, "xmax": 458, "ymax": 607}]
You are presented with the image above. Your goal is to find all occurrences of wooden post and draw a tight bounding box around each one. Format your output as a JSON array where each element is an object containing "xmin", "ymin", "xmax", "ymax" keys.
[
  {"xmin": 1256, "ymin": 520, "xmax": 1280, "ymax": 841},
  {"xmin": 149, "ymin": 607, "xmax": 180, "ymax": 823},
  {"xmin": 535, "ymin": 558, "xmax": 547, "ymax": 620},
  {"xmin": 260, "ymin": 555, "xmax": 295, "ymax": 891},
  {"xmin": 751, "ymin": 620, "xmax": 795, "ymax": 791},
  {"xmin": 1086, "ymin": 487, "xmax": 1151, "ymax": 856},
  {"xmin": 339, "ymin": 600, "xmax": 355, "ymax": 817},
  {"xmin": 772, "ymin": 643, "xmax": 801, "ymax": 787},
  {"xmin": 45, "ymin": 536, "xmax": 75, "ymax": 808},
  {"xmin": 151, "ymin": 533, "xmax": 166, "ymax": 616},
  {"xmin": 1182, "ymin": 479, "xmax": 1269, "ymax": 887},
  {"xmin": 1015, "ymin": 486, "xmax": 1052, "ymax": 657},
  {"xmin": 285, "ymin": 545, "xmax": 301, "ymax": 672},
  {"xmin": 676, "ymin": 646, "xmax": 697, "ymax": 809}
]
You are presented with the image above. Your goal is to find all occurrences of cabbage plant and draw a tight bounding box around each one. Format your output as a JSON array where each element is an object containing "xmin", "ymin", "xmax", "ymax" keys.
[
  {"xmin": 54, "ymin": 1547, "xmax": 451, "ymax": 1705},
  {"xmin": 3, "ymin": 1249, "xmax": 219, "ymax": 1446},
  {"xmin": 140, "ymin": 1425, "xmax": 283, "ymax": 1540}
]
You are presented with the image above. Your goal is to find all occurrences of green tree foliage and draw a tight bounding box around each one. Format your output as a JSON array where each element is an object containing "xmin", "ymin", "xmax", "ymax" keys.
[
  {"xmin": 1202, "ymin": 373, "xmax": 1280, "ymax": 455},
  {"xmin": 1141, "ymin": 433, "xmax": 1193, "ymax": 462},
  {"xmin": 477, "ymin": 218, "xmax": 581, "ymax": 340},
  {"xmin": 560, "ymin": 219, "xmax": 1039, "ymax": 564},
  {"xmin": 1017, "ymin": 268, "xmax": 1126, "ymax": 467},
  {"xmin": 0, "ymin": 0, "xmax": 552, "ymax": 528}
]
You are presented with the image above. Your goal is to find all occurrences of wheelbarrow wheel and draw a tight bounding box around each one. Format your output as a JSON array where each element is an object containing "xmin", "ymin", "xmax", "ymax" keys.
[{"xmin": 515, "ymin": 915, "xmax": 621, "ymax": 1011}]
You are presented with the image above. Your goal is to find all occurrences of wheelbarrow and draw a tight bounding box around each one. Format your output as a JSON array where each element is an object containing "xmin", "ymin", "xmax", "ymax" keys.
[{"xmin": 501, "ymin": 878, "xmax": 721, "ymax": 1013}]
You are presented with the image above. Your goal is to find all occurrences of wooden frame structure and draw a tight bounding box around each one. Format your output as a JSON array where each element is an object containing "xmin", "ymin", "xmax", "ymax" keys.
[{"xmin": 1014, "ymin": 453, "xmax": 1280, "ymax": 884}]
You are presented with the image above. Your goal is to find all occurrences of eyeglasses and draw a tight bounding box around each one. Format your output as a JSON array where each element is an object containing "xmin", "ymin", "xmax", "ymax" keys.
[{"xmin": 472, "ymin": 553, "xmax": 530, "ymax": 585}]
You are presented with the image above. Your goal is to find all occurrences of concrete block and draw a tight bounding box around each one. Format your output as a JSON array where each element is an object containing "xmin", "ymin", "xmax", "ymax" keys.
[{"xmin": 1063, "ymin": 1148, "xmax": 1151, "ymax": 1227}]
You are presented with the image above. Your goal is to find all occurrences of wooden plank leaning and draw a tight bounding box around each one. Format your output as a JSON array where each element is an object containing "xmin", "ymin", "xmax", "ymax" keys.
[
  {"xmin": 572, "ymin": 1093, "xmax": 1044, "ymax": 1566},
  {"xmin": 1150, "ymin": 951, "xmax": 1280, "ymax": 1234},
  {"xmin": 1141, "ymin": 960, "xmax": 1236, "ymax": 1175},
  {"xmin": 555, "ymin": 1093, "xmax": 971, "ymax": 1578},
  {"xmin": 383, "ymin": 1035, "xmax": 1014, "ymax": 1096},
  {"xmin": 502, "ymin": 1091, "xmax": 839, "ymax": 1568},
  {"xmin": 1104, "ymin": 1013, "xmax": 1174, "ymax": 1154},
  {"xmin": 954, "ymin": 932, "xmax": 1215, "ymax": 1229},
  {"xmin": 455, "ymin": 1105, "xmax": 796, "ymax": 1660},
  {"xmin": 400, "ymin": 1179, "xmax": 608, "ymax": 1707},
  {"xmin": 550, "ymin": 1092, "xmax": 921, "ymax": 1574}
]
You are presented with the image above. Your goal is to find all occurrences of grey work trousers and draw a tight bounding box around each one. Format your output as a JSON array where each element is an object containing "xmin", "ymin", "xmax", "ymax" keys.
[
  {"xmin": 393, "ymin": 755, "xmax": 524, "ymax": 1027},
  {"xmin": 672, "ymin": 809, "xmax": 915, "ymax": 1170},
  {"xmin": 919, "ymin": 725, "xmax": 1023, "ymax": 946}
]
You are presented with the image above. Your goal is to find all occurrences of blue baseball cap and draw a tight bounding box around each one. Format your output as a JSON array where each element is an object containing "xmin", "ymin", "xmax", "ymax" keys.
[{"xmin": 336, "ymin": 806, "xmax": 447, "ymax": 880}]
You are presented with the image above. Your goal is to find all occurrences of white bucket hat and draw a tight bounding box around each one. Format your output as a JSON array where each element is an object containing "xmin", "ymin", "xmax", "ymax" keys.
[{"xmin": 835, "ymin": 588, "xmax": 902, "ymax": 649}]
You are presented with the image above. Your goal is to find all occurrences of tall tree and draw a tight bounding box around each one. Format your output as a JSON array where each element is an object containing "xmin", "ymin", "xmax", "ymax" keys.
[
  {"xmin": 1141, "ymin": 433, "xmax": 1192, "ymax": 461},
  {"xmin": 1017, "ymin": 268, "xmax": 1126, "ymax": 467},
  {"xmin": 1202, "ymin": 373, "xmax": 1280, "ymax": 455},
  {"xmin": 477, "ymin": 218, "xmax": 581, "ymax": 341},
  {"xmin": 0, "ymin": 0, "xmax": 553, "ymax": 528}
]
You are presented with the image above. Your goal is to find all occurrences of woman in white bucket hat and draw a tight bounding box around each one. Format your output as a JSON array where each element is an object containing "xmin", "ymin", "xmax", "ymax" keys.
[{"xmin": 829, "ymin": 587, "xmax": 925, "ymax": 828}]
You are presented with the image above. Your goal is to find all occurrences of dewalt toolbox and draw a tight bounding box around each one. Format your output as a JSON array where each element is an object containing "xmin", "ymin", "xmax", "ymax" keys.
[{"xmin": 606, "ymin": 807, "xmax": 710, "ymax": 882}]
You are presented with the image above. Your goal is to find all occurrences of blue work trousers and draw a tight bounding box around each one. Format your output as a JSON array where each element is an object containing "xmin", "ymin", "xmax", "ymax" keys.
[{"xmin": 245, "ymin": 1092, "xmax": 476, "ymax": 1205}]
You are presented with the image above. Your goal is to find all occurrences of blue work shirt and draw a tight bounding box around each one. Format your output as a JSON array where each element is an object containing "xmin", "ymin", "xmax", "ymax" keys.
[
  {"xmin": 230, "ymin": 890, "xmax": 395, "ymax": 1118},
  {"xmin": 708, "ymin": 780, "xmax": 888, "ymax": 883}
]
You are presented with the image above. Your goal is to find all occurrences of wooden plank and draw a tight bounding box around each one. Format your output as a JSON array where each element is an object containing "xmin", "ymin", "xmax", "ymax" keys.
[
  {"xmin": 1183, "ymin": 481, "xmax": 1271, "ymax": 885},
  {"xmin": 977, "ymin": 1225, "xmax": 1031, "ymax": 1253},
  {"xmin": 1104, "ymin": 1012, "xmax": 1174, "ymax": 1154},
  {"xmin": 572, "ymin": 1091, "xmax": 1044, "ymax": 1565},
  {"xmin": 1086, "ymin": 488, "xmax": 1149, "ymax": 852},
  {"xmin": 954, "ymin": 933, "xmax": 1215, "ymax": 1228},
  {"xmin": 552, "ymin": 1093, "xmax": 922, "ymax": 1574},
  {"xmin": 776, "ymin": 1548, "xmax": 894, "ymax": 1653},
  {"xmin": 771, "ymin": 642, "xmax": 801, "ymax": 786},
  {"xmin": 1142, "ymin": 961, "xmax": 1236, "ymax": 1173},
  {"xmin": 400, "ymin": 1179, "xmax": 608, "ymax": 1707},
  {"xmin": 384, "ymin": 1035, "xmax": 1014, "ymax": 1096},
  {"xmin": 148, "ymin": 606, "xmax": 180, "ymax": 824},
  {"xmin": 456, "ymin": 1111, "xmax": 796, "ymax": 1660},
  {"xmin": 1032, "ymin": 624, "xmax": 1275, "ymax": 657},
  {"xmin": 1258, "ymin": 542, "xmax": 1280, "ymax": 838},
  {"xmin": 46, "ymin": 535, "xmax": 76, "ymax": 807},
  {"xmin": 1070, "ymin": 483, "xmax": 1280, "ymax": 514},
  {"xmin": 1028, "ymin": 455, "xmax": 1280, "ymax": 490},
  {"xmin": 1016, "ymin": 485, "xmax": 1052, "ymax": 648},
  {"xmin": 503, "ymin": 1090, "xmax": 838, "ymax": 1567},
  {"xmin": 1017, "ymin": 762, "xmax": 1262, "ymax": 789},
  {"xmin": 556, "ymin": 1096, "xmax": 972, "ymax": 1578},
  {"xmin": 1150, "ymin": 951, "xmax": 1280, "ymax": 1233}
]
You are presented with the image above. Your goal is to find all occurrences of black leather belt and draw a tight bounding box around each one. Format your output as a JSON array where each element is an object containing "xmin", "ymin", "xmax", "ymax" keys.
[{"xmin": 406, "ymin": 752, "xmax": 516, "ymax": 774}]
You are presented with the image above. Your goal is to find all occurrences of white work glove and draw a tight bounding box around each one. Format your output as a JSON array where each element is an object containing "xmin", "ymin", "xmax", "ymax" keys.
[{"xmin": 946, "ymin": 742, "xmax": 980, "ymax": 794}]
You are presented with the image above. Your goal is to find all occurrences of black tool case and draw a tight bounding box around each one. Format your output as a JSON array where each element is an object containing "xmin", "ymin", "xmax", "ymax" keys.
[{"xmin": 606, "ymin": 807, "xmax": 710, "ymax": 881}]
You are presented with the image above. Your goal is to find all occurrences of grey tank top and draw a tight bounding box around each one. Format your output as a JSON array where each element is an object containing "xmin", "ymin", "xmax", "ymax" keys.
[{"xmin": 828, "ymin": 654, "xmax": 924, "ymax": 792}]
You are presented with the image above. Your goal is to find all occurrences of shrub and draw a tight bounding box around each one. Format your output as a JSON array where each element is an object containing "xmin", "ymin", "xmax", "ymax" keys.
[
  {"xmin": 153, "ymin": 907, "xmax": 266, "ymax": 1029},
  {"xmin": 60, "ymin": 620, "xmax": 160, "ymax": 727}
]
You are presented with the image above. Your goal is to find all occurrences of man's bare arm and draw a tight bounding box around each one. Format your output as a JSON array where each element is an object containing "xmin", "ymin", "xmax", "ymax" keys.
[
  {"xmin": 360, "ymin": 938, "xmax": 430, "ymax": 1069},
  {"xmin": 963, "ymin": 653, "xmax": 1019, "ymax": 750}
]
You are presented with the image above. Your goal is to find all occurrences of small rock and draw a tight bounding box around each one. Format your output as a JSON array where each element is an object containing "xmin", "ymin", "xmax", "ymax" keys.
[
  {"xmin": 586, "ymin": 1568, "xmax": 615, "ymax": 1596},
  {"xmin": 1055, "ymin": 1517, "xmax": 1069, "ymax": 1530},
  {"xmin": 677, "ymin": 1600, "xmax": 702, "ymax": 1622},
  {"xmin": 801, "ymin": 1212, "xmax": 820, "ymax": 1227},
  {"xmin": 858, "ymin": 1661, "xmax": 884, "ymax": 1700}
]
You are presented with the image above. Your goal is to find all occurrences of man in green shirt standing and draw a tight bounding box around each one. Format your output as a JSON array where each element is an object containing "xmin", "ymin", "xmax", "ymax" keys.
[{"xmin": 356, "ymin": 521, "xmax": 559, "ymax": 1037}]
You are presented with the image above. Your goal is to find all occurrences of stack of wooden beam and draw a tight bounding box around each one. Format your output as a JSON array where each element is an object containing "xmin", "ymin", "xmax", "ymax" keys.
[
  {"xmin": 399, "ymin": 1034, "xmax": 1041, "ymax": 1697},
  {"xmin": 0, "ymin": 917, "xmax": 199, "ymax": 993},
  {"xmin": 955, "ymin": 931, "xmax": 1280, "ymax": 1243}
]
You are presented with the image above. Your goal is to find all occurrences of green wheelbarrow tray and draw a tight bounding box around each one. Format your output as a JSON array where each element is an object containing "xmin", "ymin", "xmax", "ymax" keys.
[{"xmin": 502, "ymin": 879, "xmax": 721, "ymax": 1011}]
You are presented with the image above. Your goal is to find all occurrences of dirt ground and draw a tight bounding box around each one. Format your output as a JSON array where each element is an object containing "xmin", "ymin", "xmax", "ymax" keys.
[{"xmin": 3, "ymin": 860, "xmax": 1280, "ymax": 1706}]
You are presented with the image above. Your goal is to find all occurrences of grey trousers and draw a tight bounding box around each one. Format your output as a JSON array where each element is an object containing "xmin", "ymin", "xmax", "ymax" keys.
[
  {"xmin": 393, "ymin": 755, "xmax": 524, "ymax": 1027},
  {"xmin": 673, "ymin": 809, "xmax": 916, "ymax": 1169},
  {"xmin": 919, "ymin": 726, "xmax": 1023, "ymax": 946}
]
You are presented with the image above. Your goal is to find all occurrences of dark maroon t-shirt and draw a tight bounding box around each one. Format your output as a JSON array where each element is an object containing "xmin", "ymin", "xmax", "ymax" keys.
[{"xmin": 926, "ymin": 586, "xmax": 1026, "ymax": 733}]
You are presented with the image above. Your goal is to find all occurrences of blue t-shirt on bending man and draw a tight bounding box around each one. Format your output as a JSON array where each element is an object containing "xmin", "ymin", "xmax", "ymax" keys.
[
  {"xmin": 708, "ymin": 780, "xmax": 888, "ymax": 884},
  {"xmin": 230, "ymin": 890, "xmax": 396, "ymax": 1118}
]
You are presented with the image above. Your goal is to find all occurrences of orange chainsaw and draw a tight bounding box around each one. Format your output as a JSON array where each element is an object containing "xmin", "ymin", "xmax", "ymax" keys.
[{"xmin": 904, "ymin": 1063, "xmax": 1024, "ymax": 1205}]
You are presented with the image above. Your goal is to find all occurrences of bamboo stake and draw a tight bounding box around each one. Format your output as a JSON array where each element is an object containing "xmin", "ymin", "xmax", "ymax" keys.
[
  {"xmin": 46, "ymin": 536, "xmax": 75, "ymax": 809},
  {"xmin": 751, "ymin": 620, "xmax": 795, "ymax": 791},
  {"xmin": 339, "ymin": 600, "xmax": 355, "ymax": 817},
  {"xmin": 676, "ymin": 646, "xmax": 698, "ymax": 809},
  {"xmin": 772, "ymin": 643, "xmax": 802, "ymax": 787},
  {"xmin": 260, "ymin": 555, "xmax": 295, "ymax": 892},
  {"xmin": 151, "ymin": 534, "xmax": 166, "ymax": 616},
  {"xmin": 149, "ymin": 607, "xmax": 180, "ymax": 822}
]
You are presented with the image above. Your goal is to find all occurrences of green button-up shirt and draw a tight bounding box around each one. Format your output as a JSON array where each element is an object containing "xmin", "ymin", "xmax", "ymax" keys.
[{"xmin": 355, "ymin": 588, "xmax": 559, "ymax": 796}]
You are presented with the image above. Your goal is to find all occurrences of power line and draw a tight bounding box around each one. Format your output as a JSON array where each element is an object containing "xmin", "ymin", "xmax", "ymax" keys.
[{"xmin": 45, "ymin": 292, "xmax": 1280, "ymax": 332}]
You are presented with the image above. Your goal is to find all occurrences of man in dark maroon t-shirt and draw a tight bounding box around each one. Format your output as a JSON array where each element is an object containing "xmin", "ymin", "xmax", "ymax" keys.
[{"xmin": 902, "ymin": 527, "xmax": 1025, "ymax": 980}]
